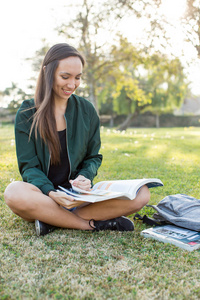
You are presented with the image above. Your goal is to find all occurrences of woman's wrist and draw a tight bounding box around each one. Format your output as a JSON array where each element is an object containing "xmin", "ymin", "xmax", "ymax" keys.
[{"xmin": 48, "ymin": 190, "xmax": 56, "ymax": 197}]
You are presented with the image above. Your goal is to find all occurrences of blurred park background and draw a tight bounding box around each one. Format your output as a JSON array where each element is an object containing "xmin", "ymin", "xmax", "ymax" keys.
[
  {"xmin": 1, "ymin": 2, "xmax": 200, "ymax": 298},
  {"xmin": 0, "ymin": 0, "xmax": 200, "ymax": 130}
]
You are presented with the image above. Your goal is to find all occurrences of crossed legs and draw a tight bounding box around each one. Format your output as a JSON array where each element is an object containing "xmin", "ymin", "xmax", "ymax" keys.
[{"xmin": 4, "ymin": 181, "xmax": 150, "ymax": 230}]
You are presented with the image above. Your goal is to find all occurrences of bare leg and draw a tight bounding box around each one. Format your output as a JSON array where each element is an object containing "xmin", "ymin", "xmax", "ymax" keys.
[
  {"xmin": 4, "ymin": 182, "xmax": 150, "ymax": 229},
  {"xmin": 4, "ymin": 181, "xmax": 92, "ymax": 230},
  {"xmin": 75, "ymin": 185, "xmax": 150, "ymax": 220}
]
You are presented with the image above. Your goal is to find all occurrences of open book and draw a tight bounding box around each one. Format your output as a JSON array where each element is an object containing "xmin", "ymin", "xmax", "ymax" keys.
[
  {"xmin": 58, "ymin": 178, "xmax": 163, "ymax": 203},
  {"xmin": 141, "ymin": 225, "xmax": 200, "ymax": 251}
]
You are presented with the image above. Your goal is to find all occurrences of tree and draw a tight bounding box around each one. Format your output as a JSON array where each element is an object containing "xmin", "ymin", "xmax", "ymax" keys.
[
  {"xmin": 104, "ymin": 37, "xmax": 152, "ymax": 130},
  {"xmin": 183, "ymin": 0, "xmax": 200, "ymax": 57},
  {"xmin": 100, "ymin": 37, "xmax": 189, "ymax": 129},
  {"xmin": 144, "ymin": 0, "xmax": 200, "ymax": 60},
  {"xmin": 56, "ymin": 0, "xmax": 164, "ymax": 112},
  {"xmin": 143, "ymin": 54, "xmax": 189, "ymax": 127},
  {"xmin": 3, "ymin": 83, "xmax": 33, "ymax": 115}
]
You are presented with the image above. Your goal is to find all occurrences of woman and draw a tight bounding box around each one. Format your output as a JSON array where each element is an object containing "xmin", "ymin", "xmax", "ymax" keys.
[{"xmin": 4, "ymin": 43, "xmax": 150, "ymax": 236}]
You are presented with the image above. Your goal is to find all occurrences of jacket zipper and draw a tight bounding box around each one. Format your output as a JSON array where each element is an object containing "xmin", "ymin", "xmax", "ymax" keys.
[
  {"xmin": 47, "ymin": 154, "xmax": 51, "ymax": 176},
  {"xmin": 64, "ymin": 115, "xmax": 72, "ymax": 182}
]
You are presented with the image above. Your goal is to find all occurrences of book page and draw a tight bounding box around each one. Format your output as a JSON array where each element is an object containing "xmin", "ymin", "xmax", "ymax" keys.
[
  {"xmin": 92, "ymin": 180, "xmax": 136, "ymax": 195},
  {"xmin": 72, "ymin": 178, "xmax": 163, "ymax": 198},
  {"xmin": 92, "ymin": 178, "xmax": 163, "ymax": 196},
  {"xmin": 58, "ymin": 186, "xmax": 123, "ymax": 202},
  {"xmin": 72, "ymin": 185, "xmax": 111, "ymax": 196},
  {"xmin": 59, "ymin": 178, "xmax": 163, "ymax": 202}
]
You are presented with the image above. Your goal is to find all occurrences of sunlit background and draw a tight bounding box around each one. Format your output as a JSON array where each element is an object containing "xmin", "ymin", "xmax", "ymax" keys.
[{"xmin": 0, "ymin": 0, "xmax": 199, "ymax": 112}]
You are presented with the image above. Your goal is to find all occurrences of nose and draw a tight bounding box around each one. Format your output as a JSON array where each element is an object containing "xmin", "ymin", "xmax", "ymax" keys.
[
  {"xmin": 66, "ymin": 79, "xmax": 76, "ymax": 89},
  {"xmin": 67, "ymin": 83, "xmax": 75, "ymax": 89}
]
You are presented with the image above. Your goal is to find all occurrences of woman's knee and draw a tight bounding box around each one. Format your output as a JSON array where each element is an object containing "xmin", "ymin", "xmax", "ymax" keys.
[
  {"xmin": 140, "ymin": 185, "xmax": 151, "ymax": 205},
  {"xmin": 132, "ymin": 185, "xmax": 151, "ymax": 212},
  {"xmin": 4, "ymin": 181, "xmax": 39, "ymax": 212},
  {"xmin": 4, "ymin": 181, "xmax": 20, "ymax": 206}
]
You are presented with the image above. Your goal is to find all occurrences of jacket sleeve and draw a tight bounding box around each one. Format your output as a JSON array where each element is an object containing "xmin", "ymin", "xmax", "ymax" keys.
[
  {"xmin": 15, "ymin": 106, "xmax": 56, "ymax": 195},
  {"xmin": 77, "ymin": 108, "xmax": 103, "ymax": 182}
]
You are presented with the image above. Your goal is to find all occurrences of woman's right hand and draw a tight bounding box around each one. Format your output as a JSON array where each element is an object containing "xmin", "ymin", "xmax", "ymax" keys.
[{"xmin": 48, "ymin": 191, "xmax": 84, "ymax": 209}]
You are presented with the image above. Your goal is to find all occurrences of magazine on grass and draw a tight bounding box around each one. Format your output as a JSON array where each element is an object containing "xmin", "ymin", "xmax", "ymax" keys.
[
  {"xmin": 141, "ymin": 225, "xmax": 200, "ymax": 251},
  {"xmin": 58, "ymin": 178, "xmax": 163, "ymax": 203}
]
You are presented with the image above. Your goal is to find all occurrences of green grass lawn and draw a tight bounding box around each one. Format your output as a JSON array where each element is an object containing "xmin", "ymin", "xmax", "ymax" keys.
[{"xmin": 1, "ymin": 124, "xmax": 200, "ymax": 299}]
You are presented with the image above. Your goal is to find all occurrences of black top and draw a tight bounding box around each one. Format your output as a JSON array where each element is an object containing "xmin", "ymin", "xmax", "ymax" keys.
[{"xmin": 48, "ymin": 129, "xmax": 71, "ymax": 190}]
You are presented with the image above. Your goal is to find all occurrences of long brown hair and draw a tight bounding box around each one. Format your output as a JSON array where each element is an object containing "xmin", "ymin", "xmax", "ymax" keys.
[{"xmin": 30, "ymin": 43, "xmax": 85, "ymax": 164}]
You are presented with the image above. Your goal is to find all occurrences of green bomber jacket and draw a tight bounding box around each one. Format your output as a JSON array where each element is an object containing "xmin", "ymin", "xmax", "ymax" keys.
[{"xmin": 15, "ymin": 95, "xmax": 103, "ymax": 195}]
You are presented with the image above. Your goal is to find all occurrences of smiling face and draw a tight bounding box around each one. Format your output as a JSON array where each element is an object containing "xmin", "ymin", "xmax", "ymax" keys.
[{"xmin": 52, "ymin": 56, "xmax": 83, "ymax": 103}]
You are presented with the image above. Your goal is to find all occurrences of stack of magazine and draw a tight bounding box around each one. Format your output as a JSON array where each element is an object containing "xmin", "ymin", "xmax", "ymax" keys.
[{"xmin": 141, "ymin": 225, "xmax": 200, "ymax": 251}]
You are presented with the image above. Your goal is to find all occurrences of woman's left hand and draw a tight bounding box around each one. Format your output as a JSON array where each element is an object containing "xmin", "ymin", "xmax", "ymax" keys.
[
  {"xmin": 70, "ymin": 175, "xmax": 91, "ymax": 191},
  {"xmin": 49, "ymin": 190, "xmax": 85, "ymax": 209}
]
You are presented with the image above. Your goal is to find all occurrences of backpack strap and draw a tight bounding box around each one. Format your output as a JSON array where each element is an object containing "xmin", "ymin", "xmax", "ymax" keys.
[{"xmin": 133, "ymin": 213, "xmax": 170, "ymax": 226}]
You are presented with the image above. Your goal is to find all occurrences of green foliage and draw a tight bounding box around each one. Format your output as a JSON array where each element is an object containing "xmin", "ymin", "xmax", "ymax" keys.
[
  {"xmin": 144, "ymin": 55, "xmax": 189, "ymax": 114},
  {"xmin": 99, "ymin": 37, "xmax": 188, "ymax": 119},
  {"xmin": 56, "ymin": 0, "xmax": 170, "ymax": 112},
  {"xmin": 98, "ymin": 37, "xmax": 152, "ymax": 116},
  {"xmin": 3, "ymin": 83, "xmax": 33, "ymax": 115},
  {"xmin": 1, "ymin": 125, "xmax": 200, "ymax": 299}
]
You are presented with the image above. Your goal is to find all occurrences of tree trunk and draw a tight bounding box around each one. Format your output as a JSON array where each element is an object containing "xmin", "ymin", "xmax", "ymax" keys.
[
  {"xmin": 109, "ymin": 115, "xmax": 114, "ymax": 127},
  {"xmin": 155, "ymin": 114, "xmax": 160, "ymax": 128},
  {"xmin": 88, "ymin": 82, "xmax": 99, "ymax": 114},
  {"xmin": 116, "ymin": 112, "xmax": 137, "ymax": 131}
]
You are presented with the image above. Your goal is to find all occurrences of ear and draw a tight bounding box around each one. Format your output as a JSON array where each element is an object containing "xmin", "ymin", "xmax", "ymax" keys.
[{"xmin": 43, "ymin": 66, "xmax": 46, "ymax": 71}]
